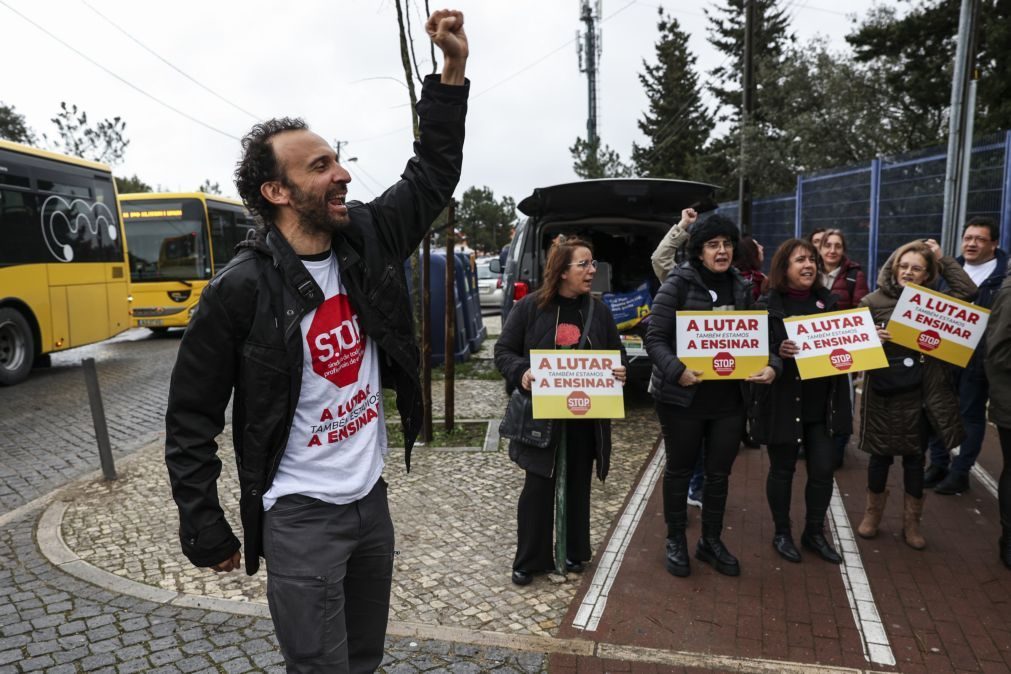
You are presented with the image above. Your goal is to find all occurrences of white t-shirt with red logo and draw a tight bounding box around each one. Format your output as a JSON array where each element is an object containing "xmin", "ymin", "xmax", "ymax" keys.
[{"xmin": 262, "ymin": 252, "xmax": 387, "ymax": 511}]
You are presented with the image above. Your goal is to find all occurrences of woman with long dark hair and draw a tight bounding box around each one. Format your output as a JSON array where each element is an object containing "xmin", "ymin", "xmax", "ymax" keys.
[
  {"xmin": 751, "ymin": 239, "xmax": 852, "ymax": 564},
  {"xmin": 646, "ymin": 216, "xmax": 777, "ymax": 578},
  {"xmin": 494, "ymin": 237, "xmax": 627, "ymax": 585},
  {"xmin": 735, "ymin": 235, "xmax": 767, "ymax": 302},
  {"xmin": 856, "ymin": 239, "xmax": 975, "ymax": 549},
  {"xmin": 818, "ymin": 229, "xmax": 869, "ymax": 310}
]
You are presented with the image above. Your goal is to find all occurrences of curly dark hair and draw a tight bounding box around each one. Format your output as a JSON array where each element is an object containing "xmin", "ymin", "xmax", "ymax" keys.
[
  {"xmin": 234, "ymin": 117, "xmax": 309, "ymax": 220},
  {"xmin": 686, "ymin": 214, "xmax": 740, "ymax": 260}
]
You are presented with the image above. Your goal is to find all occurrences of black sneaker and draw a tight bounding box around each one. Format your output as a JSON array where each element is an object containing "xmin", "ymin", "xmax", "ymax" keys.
[
  {"xmin": 934, "ymin": 471, "xmax": 970, "ymax": 495},
  {"xmin": 924, "ymin": 464, "xmax": 949, "ymax": 489}
]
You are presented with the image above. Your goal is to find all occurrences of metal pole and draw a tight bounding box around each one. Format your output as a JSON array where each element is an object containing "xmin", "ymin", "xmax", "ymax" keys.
[
  {"xmin": 794, "ymin": 174, "xmax": 804, "ymax": 239},
  {"xmin": 421, "ymin": 233, "xmax": 432, "ymax": 443},
  {"xmin": 738, "ymin": 0, "xmax": 755, "ymax": 235},
  {"xmin": 940, "ymin": 0, "xmax": 979, "ymax": 256},
  {"xmin": 868, "ymin": 158, "xmax": 883, "ymax": 290},
  {"xmin": 82, "ymin": 358, "xmax": 116, "ymax": 481},
  {"xmin": 1000, "ymin": 130, "xmax": 1011, "ymax": 253},
  {"xmin": 444, "ymin": 200, "xmax": 456, "ymax": 432},
  {"xmin": 957, "ymin": 78, "xmax": 978, "ymax": 231}
]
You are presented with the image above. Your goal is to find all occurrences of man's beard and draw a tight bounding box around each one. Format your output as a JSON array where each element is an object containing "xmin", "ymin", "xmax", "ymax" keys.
[{"xmin": 288, "ymin": 183, "xmax": 348, "ymax": 235}]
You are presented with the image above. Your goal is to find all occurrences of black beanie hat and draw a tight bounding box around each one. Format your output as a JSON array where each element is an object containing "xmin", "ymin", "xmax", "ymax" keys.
[{"xmin": 687, "ymin": 214, "xmax": 741, "ymax": 260}]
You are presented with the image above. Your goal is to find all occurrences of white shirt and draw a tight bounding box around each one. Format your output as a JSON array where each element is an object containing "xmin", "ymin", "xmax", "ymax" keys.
[
  {"xmin": 964, "ymin": 257, "xmax": 998, "ymax": 288},
  {"xmin": 262, "ymin": 252, "xmax": 387, "ymax": 510}
]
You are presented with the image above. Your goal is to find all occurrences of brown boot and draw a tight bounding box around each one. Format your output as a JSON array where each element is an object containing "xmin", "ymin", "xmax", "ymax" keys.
[
  {"xmin": 903, "ymin": 493, "xmax": 926, "ymax": 550},
  {"xmin": 857, "ymin": 489, "xmax": 888, "ymax": 538}
]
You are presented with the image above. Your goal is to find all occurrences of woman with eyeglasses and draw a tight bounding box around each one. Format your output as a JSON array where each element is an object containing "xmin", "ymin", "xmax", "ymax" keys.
[
  {"xmin": 494, "ymin": 236, "xmax": 627, "ymax": 586},
  {"xmin": 646, "ymin": 215, "xmax": 778, "ymax": 578},
  {"xmin": 856, "ymin": 239, "xmax": 976, "ymax": 549},
  {"xmin": 751, "ymin": 239, "xmax": 852, "ymax": 565}
]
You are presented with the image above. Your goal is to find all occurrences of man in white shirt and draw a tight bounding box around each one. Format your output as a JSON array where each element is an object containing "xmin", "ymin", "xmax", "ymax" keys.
[{"xmin": 927, "ymin": 217, "xmax": 1008, "ymax": 495}]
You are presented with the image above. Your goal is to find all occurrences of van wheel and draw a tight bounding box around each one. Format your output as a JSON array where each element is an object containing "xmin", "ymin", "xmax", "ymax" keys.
[{"xmin": 0, "ymin": 308, "xmax": 34, "ymax": 386}]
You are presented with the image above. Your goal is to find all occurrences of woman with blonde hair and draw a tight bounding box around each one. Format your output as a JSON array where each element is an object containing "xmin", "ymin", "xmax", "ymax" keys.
[{"xmin": 856, "ymin": 239, "xmax": 976, "ymax": 549}]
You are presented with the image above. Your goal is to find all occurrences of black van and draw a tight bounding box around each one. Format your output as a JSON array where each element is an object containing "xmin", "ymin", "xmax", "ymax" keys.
[{"xmin": 492, "ymin": 178, "xmax": 718, "ymax": 385}]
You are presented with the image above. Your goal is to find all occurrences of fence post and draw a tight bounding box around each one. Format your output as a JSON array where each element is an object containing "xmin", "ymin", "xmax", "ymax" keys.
[
  {"xmin": 794, "ymin": 175, "xmax": 803, "ymax": 239},
  {"xmin": 1001, "ymin": 130, "xmax": 1011, "ymax": 253},
  {"xmin": 82, "ymin": 358, "xmax": 116, "ymax": 481},
  {"xmin": 868, "ymin": 157, "xmax": 882, "ymax": 290}
]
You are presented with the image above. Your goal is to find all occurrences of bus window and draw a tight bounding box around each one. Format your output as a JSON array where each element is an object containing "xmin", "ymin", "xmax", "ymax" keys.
[
  {"xmin": 209, "ymin": 204, "xmax": 254, "ymax": 270},
  {"xmin": 122, "ymin": 199, "xmax": 210, "ymax": 282}
]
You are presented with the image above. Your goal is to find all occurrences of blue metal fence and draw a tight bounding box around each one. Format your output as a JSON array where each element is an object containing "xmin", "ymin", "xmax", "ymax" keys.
[{"xmin": 719, "ymin": 129, "xmax": 1011, "ymax": 285}]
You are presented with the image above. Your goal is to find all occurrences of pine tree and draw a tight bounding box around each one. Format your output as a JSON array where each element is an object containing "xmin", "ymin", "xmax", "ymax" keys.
[{"xmin": 630, "ymin": 10, "xmax": 715, "ymax": 180}]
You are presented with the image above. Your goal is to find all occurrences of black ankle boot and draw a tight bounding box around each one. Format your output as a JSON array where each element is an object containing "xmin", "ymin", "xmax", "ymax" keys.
[
  {"xmin": 772, "ymin": 531, "xmax": 801, "ymax": 563},
  {"xmin": 801, "ymin": 527, "xmax": 842, "ymax": 564},
  {"xmin": 696, "ymin": 535, "xmax": 740, "ymax": 576},
  {"xmin": 665, "ymin": 533, "xmax": 691, "ymax": 577}
]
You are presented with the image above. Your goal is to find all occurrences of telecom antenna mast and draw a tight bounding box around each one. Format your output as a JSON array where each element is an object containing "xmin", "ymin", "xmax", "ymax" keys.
[{"xmin": 576, "ymin": 0, "xmax": 603, "ymax": 145}]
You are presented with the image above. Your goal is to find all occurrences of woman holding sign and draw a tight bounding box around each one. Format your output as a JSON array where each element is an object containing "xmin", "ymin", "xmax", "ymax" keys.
[
  {"xmin": 646, "ymin": 215, "xmax": 778, "ymax": 578},
  {"xmin": 494, "ymin": 237, "xmax": 627, "ymax": 586},
  {"xmin": 857, "ymin": 239, "xmax": 976, "ymax": 549},
  {"xmin": 751, "ymin": 239, "xmax": 852, "ymax": 565}
]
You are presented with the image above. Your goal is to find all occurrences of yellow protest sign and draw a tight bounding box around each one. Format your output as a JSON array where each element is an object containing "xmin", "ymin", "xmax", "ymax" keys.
[
  {"xmin": 784, "ymin": 308, "xmax": 887, "ymax": 379},
  {"xmin": 530, "ymin": 350, "xmax": 625, "ymax": 419},
  {"xmin": 675, "ymin": 310, "xmax": 769, "ymax": 380},
  {"xmin": 885, "ymin": 283, "xmax": 990, "ymax": 367}
]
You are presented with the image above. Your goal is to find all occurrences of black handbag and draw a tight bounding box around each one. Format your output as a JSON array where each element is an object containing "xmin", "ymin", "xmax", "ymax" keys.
[
  {"xmin": 870, "ymin": 352, "xmax": 924, "ymax": 396},
  {"xmin": 498, "ymin": 296, "xmax": 594, "ymax": 448}
]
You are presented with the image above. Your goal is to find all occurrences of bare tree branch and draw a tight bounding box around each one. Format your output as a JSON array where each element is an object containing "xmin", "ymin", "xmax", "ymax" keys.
[{"xmin": 394, "ymin": 0, "xmax": 420, "ymax": 140}]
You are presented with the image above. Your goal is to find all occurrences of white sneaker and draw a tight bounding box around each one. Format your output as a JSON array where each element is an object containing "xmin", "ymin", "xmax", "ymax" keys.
[{"xmin": 687, "ymin": 492, "xmax": 702, "ymax": 508}]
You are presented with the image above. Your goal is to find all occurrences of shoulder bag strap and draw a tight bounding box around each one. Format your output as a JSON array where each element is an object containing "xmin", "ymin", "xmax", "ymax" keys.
[{"xmin": 577, "ymin": 294, "xmax": 595, "ymax": 349}]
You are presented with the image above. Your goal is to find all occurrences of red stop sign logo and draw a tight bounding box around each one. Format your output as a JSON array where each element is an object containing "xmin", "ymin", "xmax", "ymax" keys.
[
  {"xmin": 918, "ymin": 330, "xmax": 941, "ymax": 352},
  {"xmin": 712, "ymin": 351, "xmax": 736, "ymax": 376},
  {"xmin": 307, "ymin": 295, "xmax": 366, "ymax": 387},
  {"xmin": 829, "ymin": 348, "xmax": 853, "ymax": 371},
  {"xmin": 567, "ymin": 390, "xmax": 591, "ymax": 416}
]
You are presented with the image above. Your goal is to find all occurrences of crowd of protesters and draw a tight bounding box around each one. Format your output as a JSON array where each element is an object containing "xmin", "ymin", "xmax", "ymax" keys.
[{"xmin": 498, "ymin": 209, "xmax": 1011, "ymax": 584}]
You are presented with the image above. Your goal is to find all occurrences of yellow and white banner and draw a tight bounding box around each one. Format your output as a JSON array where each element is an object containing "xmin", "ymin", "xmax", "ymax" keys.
[
  {"xmin": 886, "ymin": 283, "xmax": 990, "ymax": 367},
  {"xmin": 530, "ymin": 350, "xmax": 625, "ymax": 420},
  {"xmin": 675, "ymin": 311, "xmax": 769, "ymax": 380},
  {"xmin": 784, "ymin": 308, "xmax": 887, "ymax": 379}
]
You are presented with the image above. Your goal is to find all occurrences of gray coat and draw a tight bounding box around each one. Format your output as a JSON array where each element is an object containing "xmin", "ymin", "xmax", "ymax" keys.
[{"xmin": 985, "ymin": 273, "xmax": 1011, "ymax": 428}]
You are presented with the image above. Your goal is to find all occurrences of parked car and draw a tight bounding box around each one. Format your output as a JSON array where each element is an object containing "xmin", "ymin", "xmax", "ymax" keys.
[
  {"xmin": 476, "ymin": 256, "xmax": 504, "ymax": 309},
  {"xmin": 492, "ymin": 178, "xmax": 719, "ymax": 385}
]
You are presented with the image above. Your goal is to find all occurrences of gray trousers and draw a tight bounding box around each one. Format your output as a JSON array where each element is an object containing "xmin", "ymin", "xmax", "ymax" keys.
[{"xmin": 263, "ymin": 478, "xmax": 395, "ymax": 673}]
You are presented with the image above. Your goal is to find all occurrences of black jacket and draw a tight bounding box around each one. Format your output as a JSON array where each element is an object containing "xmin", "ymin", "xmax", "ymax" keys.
[
  {"xmin": 164, "ymin": 75, "xmax": 468, "ymax": 574},
  {"xmin": 493, "ymin": 293, "xmax": 626, "ymax": 481},
  {"xmin": 748, "ymin": 287, "xmax": 853, "ymax": 445},
  {"xmin": 645, "ymin": 261, "xmax": 781, "ymax": 407}
]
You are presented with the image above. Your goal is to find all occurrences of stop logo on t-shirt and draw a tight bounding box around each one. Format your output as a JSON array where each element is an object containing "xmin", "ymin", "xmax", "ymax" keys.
[{"xmin": 307, "ymin": 294, "xmax": 366, "ymax": 388}]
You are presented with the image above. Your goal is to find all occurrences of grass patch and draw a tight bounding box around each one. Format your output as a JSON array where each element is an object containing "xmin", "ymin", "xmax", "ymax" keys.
[
  {"xmin": 430, "ymin": 358, "xmax": 502, "ymax": 381},
  {"xmin": 386, "ymin": 420, "xmax": 488, "ymax": 448}
]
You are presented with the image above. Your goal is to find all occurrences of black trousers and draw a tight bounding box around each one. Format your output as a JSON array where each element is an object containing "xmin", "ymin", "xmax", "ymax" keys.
[
  {"xmin": 767, "ymin": 422, "xmax": 836, "ymax": 534},
  {"xmin": 513, "ymin": 421, "xmax": 596, "ymax": 572},
  {"xmin": 999, "ymin": 426, "xmax": 1011, "ymax": 531},
  {"xmin": 655, "ymin": 401, "xmax": 743, "ymax": 538},
  {"xmin": 867, "ymin": 413, "xmax": 928, "ymax": 498},
  {"xmin": 263, "ymin": 479, "xmax": 394, "ymax": 674}
]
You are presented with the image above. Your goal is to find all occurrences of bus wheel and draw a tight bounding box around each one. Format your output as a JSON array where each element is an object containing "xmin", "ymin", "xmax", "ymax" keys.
[{"xmin": 0, "ymin": 308, "xmax": 34, "ymax": 386}]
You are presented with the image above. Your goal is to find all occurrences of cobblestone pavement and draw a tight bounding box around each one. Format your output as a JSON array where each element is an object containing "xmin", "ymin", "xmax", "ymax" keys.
[
  {"xmin": 0, "ymin": 313, "xmax": 604, "ymax": 672},
  {"xmin": 0, "ymin": 329, "xmax": 179, "ymax": 513}
]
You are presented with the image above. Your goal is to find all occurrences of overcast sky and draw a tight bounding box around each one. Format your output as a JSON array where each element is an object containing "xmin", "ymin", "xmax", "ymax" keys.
[{"xmin": 2, "ymin": 0, "xmax": 887, "ymax": 206}]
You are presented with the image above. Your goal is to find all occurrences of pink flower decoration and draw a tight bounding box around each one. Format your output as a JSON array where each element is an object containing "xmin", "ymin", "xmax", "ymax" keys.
[{"xmin": 555, "ymin": 323, "xmax": 581, "ymax": 347}]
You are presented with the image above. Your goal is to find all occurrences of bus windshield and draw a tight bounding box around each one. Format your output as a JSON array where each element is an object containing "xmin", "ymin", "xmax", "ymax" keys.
[{"xmin": 122, "ymin": 199, "xmax": 211, "ymax": 282}]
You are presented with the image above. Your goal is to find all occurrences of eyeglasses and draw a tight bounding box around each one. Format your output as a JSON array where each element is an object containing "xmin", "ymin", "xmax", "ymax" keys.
[
  {"xmin": 704, "ymin": 241, "xmax": 734, "ymax": 251},
  {"xmin": 568, "ymin": 259, "xmax": 598, "ymax": 270},
  {"xmin": 962, "ymin": 235, "xmax": 992, "ymax": 244},
  {"xmin": 898, "ymin": 263, "xmax": 926, "ymax": 274}
]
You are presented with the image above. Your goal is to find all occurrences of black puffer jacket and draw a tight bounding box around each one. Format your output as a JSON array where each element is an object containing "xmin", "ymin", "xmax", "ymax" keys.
[
  {"xmin": 493, "ymin": 293, "xmax": 626, "ymax": 480},
  {"xmin": 858, "ymin": 254, "xmax": 976, "ymax": 456},
  {"xmin": 164, "ymin": 75, "xmax": 468, "ymax": 574},
  {"xmin": 749, "ymin": 287, "xmax": 853, "ymax": 445},
  {"xmin": 645, "ymin": 261, "xmax": 780, "ymax": 406}
]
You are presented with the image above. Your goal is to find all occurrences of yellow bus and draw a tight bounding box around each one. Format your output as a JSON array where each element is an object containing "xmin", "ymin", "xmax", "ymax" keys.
[
  {"xmin": 119, "ymin": 193, "xmax": 253, "ymax": 332},
  {"xmin": 0, "ymin": 139, "xmax": 130, "ymax": 386}
]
